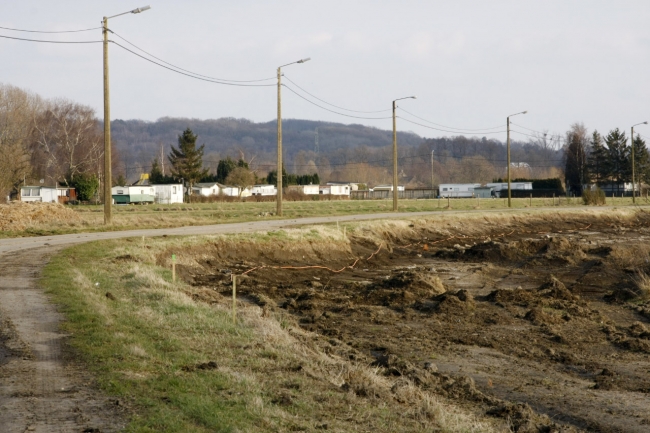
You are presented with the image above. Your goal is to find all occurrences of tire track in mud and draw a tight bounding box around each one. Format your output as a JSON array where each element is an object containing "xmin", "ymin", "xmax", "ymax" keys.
[{"xmin": 0, "ymin": 247, "xmax": 125, "ymax": 433}]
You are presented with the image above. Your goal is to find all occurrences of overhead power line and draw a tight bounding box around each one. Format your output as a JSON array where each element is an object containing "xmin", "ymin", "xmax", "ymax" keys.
[
  {"xmin": 398, "ymin": 107, "xmax": 504, "ymax": 132},
  {"xmin": 282, "ymin": 84, "xmax": 393, "ymax": 120},
  {"xmin": 0, "ymin": 33, "xmax": 102, "ymax": 43},
  {"xmin": 110, "ymin": 29, "xmax": 276, "ymax": 83},
  {"xmin": 282, "ymin": 75, "xmax": 391, "ymax": 114},
  {"xmin": 0, "ymin": 25, "xmax": 101, "ymax": 33},
  {"xmin": 396, "ymin": 116, "xmax": 506, "ymax": 136},
  {"xmin": 111, "ymin": 41, "xmax": 275, "ymax": 87}
]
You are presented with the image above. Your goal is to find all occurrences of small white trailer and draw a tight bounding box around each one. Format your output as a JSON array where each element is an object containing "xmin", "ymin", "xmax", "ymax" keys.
[{"xmin": 438, "ymin": 183, "xmax": 481, "ymax": 198}]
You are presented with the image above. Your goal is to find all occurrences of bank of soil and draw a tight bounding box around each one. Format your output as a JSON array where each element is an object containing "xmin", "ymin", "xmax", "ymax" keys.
[{"xmin": 179, "ymin": 211, "xmax": 650, "ymax": 433}]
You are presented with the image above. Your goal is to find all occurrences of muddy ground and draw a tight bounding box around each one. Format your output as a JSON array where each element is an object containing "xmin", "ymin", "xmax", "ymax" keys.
[{"xmin": 179, "ymin": 212, "xmax": 650, "ymax": 433}]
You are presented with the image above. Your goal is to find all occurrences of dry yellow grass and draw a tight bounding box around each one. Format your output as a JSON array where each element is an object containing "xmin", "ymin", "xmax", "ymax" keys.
[{"xmin": 0, "ymin": 201, "xmax": 81, "ymax": 231}]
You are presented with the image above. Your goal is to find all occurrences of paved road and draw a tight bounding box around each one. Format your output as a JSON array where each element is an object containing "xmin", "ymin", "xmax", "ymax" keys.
[{"xmin": 0, "ymin": 210, "xmax": 448, "ymax": 255}]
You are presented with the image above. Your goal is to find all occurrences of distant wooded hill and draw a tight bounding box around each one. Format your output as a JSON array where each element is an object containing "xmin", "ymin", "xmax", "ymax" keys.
[{"xmin": 110, "ymin": 117, "xmax": 563, "ymax": 187}]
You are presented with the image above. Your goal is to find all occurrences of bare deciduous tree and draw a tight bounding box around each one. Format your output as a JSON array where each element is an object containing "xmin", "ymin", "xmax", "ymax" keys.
[
  {"xmin": 31, "ymin": 99, "xmax": 103, "ymax": 186},
  {"xmin": 0, "ymin": 84, "xmax": 41, "ymax": 197}
]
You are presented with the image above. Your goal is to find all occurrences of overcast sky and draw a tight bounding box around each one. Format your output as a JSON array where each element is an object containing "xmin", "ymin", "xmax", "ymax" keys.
[{"xmin": 1, "ymin": 1, "xmax": 649, "ymax": 142}]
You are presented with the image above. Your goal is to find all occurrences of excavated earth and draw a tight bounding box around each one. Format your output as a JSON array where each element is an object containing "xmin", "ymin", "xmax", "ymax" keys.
[{"xmin": 179, "ymin": 212, "xmax": 650, "ymax": 433}]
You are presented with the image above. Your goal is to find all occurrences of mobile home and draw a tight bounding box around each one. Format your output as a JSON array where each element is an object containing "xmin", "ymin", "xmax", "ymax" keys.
[
  {"xmin": 251, "ymin": 184, "xmax": 277, "ymax": 196},
  {"xmin": 486, "ymin": 182, "xmax": 532, "ymax": 198},
  {"xmin": 111, "ymin": 186, "xmax": 155, "ymax": 204},
  {"xmin": 153, "ymin": 184, "xmax": 184, "ymax": 204},
  {"xmin": 288, "ymin": 184, "xmax": 320, "ymax": 195},
  {"xmin": 20, "ymin": 186, "xmax": 58, "ymax": 203},
  {"xmin": 438, "ymin": 183, "xmax": 481, "ymax": 198}
]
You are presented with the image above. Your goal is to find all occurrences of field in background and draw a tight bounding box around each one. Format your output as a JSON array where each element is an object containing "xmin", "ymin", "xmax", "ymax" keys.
[{"xmin": 2, "ymin": 195, "xmax": 649, "ymax": 238}]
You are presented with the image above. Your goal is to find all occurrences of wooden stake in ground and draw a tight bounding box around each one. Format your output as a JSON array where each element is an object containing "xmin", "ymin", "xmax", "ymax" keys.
[
  {"xmin": 530, "ymin": 193, "xmax": 532, "ymax": 207},
  {"xmin": 447, "ymin": 196, "xmax": 451, "ymax": 209},
  {"xmin": 172, "ymin": 254, "xmax": 176, "ymax": 282},
  {"xmin": 232, "ymin": 275, "xmax": 237, "ymax": 324}
]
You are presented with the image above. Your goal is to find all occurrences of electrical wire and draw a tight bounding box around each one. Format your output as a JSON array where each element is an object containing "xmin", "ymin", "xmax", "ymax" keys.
[
  {"xmin": 282, "ymin": 84, "xmax": 393, "ymax": 120},
  {"xmin": 396, "ymin": 116, "xmax": 506, "ymax": 136},
  {"xmin": 398, "ymin": 107, "xmax": 504, "ymax": 132},
  {"xmin": 0, "ymin": 25, "xmax": 101, "ymax": 33},
  {"xmin": 509, "ymin": 122, "xmax": 546, "ymax": 134},
  {"xmin": 0, "ymin": 34, "xmax": 102, "ymax": 43},
  {"xmin": 282, "ymin": 75, "xmax": 391, "ymax": 114},
  {"xmin": 110, "ymin": 29, "xmax": 276, "ymax": 83},
  {"xmin": 111, "ymin": 41, "xmax": 275, "ymax": 87}
]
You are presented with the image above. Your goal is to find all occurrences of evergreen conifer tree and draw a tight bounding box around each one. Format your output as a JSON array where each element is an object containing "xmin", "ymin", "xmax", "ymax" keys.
[
  {"xmin": 168, "ymin": 128, "xmax": 208, "ymax": 190},
  {"xmin": 150, "ymin": 158, "xmax": 164, "ymax": 184},
  {"xmin": 587, "ymin": 130, "xmax": 608, "ymax": 185},
  {"xmin": 604, "ymin": 128, "xmax": 630, "ymax": 194},
  {"xmin": 563, "ymin": 123, "xmax": 589, "ymax": 196},
  {"xmin": 632, "ymin": 134, "xmax": 650, "ymax": 190}
]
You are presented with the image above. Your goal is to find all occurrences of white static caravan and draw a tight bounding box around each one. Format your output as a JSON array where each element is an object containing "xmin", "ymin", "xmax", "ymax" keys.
[
  {"xmin": 153, "ymin": 184, "xmax": 184, "ymax": 204},
  {"xmin": 330, "ymin": 184, "xmax": 351, "ymax": 196},
  {"xmin": 20, "ymin": 186, "xmax": 58, "ymax": 203},
  {"xmin": 251, "ymin": 184, "xmax": 277, "ymax": 196},
  {"xmin": 371, "ymin": 184, "xmax": 405, "ymax": 192},
  {"xmin": 486, "ymin": 182, "xmax": 532, "ymax": 198},
  {"xmin": 192, "ymin": 182, "xmax": 220, "ymax": 196},
  {"xmin": 319, "ymin": 184, "xmax": 351, "ymax": 196},
  {"xmin": 438, "ymin": 183, "xmax": 481, "ymax": 198},
  {"xmin": 326, "ymin": 182, "xmax": 359, "ymax": 191},
  {"xmin": 288, "ymin": 184, "xmax": 320, "ymax": 195},
  {"xmin": 192, "ymin": 182, "xmax": 240, "ymax": 197}
]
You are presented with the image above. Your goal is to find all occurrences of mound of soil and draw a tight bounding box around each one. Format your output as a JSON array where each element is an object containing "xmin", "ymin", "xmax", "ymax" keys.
[
  {"xmin": 181, "ymin": 211, "xmax": 650, "ymax": 432},
  {"xmin": 0, "ymin": 202, "xmax": 81, "ymax": 231}
]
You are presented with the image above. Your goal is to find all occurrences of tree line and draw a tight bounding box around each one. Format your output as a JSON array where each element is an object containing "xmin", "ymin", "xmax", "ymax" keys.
[
  {"xmin": 564, "ymin": 123, "xmax": 650, "ymax": 196},
  {"xmin": 0, "ymin": 84, "xmax": 113, "ymax": 201},
  {"xmin": 148, "ymin": 128, "xmax": 319, "ymax": 195}
]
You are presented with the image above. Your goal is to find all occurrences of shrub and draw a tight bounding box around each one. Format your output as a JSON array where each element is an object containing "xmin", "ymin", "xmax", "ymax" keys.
[{"xmin": 582, "ymin": 188, "xmax": 606, "ymax": 205}]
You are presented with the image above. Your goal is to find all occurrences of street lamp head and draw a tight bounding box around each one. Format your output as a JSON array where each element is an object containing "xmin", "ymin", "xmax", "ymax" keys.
[
  {"xmin": 131, "ymin": 5, "xmax": 151, "ymax": 14},
  {"xmin": 297, "ymin": 57, "xmax": 311, "ymax": 64},
  {"xmin": 644, "ymin": 121, "xmax": 648, "ymax": 125},
  {"xmin": 508, "ymin": 110, "xmax": 528, "ymax": 118}
]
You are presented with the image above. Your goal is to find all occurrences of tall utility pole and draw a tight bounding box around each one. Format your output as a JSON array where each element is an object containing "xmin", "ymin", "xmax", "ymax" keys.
[
  {"xmin": 430, "ymin": 149, "xmax": 435, "ymax": 196},
  {"xmin": 314, "ymin": 127, "xmax": 319, "ymax": 154},
  {"xmin": 102, "ymin": 5, "xmax": 151, "ymax": 225},
  {"xmin": 506, "ymin": 110, "xmax": 527, "ymax": 207},
  {"xmin": 631, "ymin": 121, "xmax": 648, "ymax": 204},
  {"xmin": 276, "ymin": 57, "xmax": 310, "ymax": 217},
  {"xmin": 103, "ymin": 16, "xmax": 111, "ymax": 224},
  {"xmin": 392, "ymin": 96, "xmax": 416, "ymax": 211}
]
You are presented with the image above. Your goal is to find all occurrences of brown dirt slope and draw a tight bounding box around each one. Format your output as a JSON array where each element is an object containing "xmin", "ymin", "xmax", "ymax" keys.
[{"xmin": 177, "ymin": 210, "xmax": 650, "ymax": 433}]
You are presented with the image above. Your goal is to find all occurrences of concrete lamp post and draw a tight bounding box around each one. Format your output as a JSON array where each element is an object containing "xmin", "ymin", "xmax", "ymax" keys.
[
  {"xmin": 276, "ymin": 57, "xmax": 310, "ymax": 217},
  {"xmin": 506, "ymin": 110, "xmax": 527, "ymax": 208},
  {"xmin": 392, "ymin": 96, "xmax": 416, "ymax": 211},
  {"xmin": 102, "ymin": 5, "xmax": 151, "ymax": 225},
  {"xmin": 631, "ymin": 121, "xmax": 648, "ymax": 203}
]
